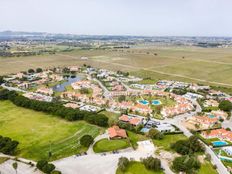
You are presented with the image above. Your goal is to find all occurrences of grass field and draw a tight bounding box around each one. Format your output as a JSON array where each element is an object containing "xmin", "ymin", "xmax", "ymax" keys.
[
  {"xmin": 1, "ymin": 46, "xmax": 232, "ymax": 87},
  {"xmin": 0, "ymin": 101, "xmax": 103, "ymax": 161},
  {"xmin": 198, "ymin": 161, "xmax": 218, "ymax": 174},
  {"xmin": 116, "ymin": 161, "xmax": 164, "ymax": 174},
  {"xmin": 127, "ymin": 131, "xmax": 148, "ymax": 149},
  {"xmin": 153, "ymin": 134, "xmax": 187, "ymax": 151},
  {"xmin": 93, "ymin": 138, "xmax": 130, "ymax": 153},
  {"xmin": 99, "ymin": 111, "xmax": 120, "ymax": 125}
]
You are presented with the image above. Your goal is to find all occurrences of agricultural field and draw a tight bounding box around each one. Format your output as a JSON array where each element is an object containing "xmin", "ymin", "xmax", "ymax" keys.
[
  {"xmin": 0, "ymin": 100, "xmax": 103, "ymax": 161},
  {"xmin": 1, "ymin": 46, "xmax": 232, "ymax": 88}
]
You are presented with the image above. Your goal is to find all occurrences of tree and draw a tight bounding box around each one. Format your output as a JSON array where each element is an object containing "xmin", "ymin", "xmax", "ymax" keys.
[
  {"xmin": 36, "ymin": 160, "xmax": 55, "ymax": 174},
  {"xmin": 148, "ymin": 128, "xmax": 163, "ymax": 140},
  {"xmin": 12, "ymin": 162, "xmax": 18, "ymax": 174},
  {"xmin": 172, "ymin": 155, "xmax": 201, "ymax": 174},
  {"xmin": 0, "ymin": 76, "xmax": 4, "ymax": 85},
  {"xmin": 80, "ymin": 135, "xmax": 94, "ymax": 147},
  {"xmin": 171, "ymin": 136, "xmax": 204, "ymax": 155},
  {"xmin": 28, "ymin": 69, "xmax": 35, "ymax": 74},
  {"xmin": 117, "ymin": 157, "xmax": 129, "ymax": 172},
  {"xmin": 36, "ymin": 160, "xmax": 48, "ymax": 170},
  {"xmin": 80, "ymin": 88, "xmax": 90, "ymax": 94},
  {"xmin": 118, "ymin": 95, "xmax": 126, "ymax": 102},
  {"xmin": 219, "ymin": 100, "xmax": 232, "ymax": 112},
  {"xmin": 42, "ymin": 163, "xmax": 55, "ymax": 174},
  {"xmin": 36, "ymin": 68, "xmax": 43, "ymax": 73},
  {"xmin": 142, "ymin": 156, "xmax": 161, "ymax": 171}
]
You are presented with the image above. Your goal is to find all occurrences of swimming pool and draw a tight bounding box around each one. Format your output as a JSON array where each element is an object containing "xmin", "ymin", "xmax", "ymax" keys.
[
  {"xmin": 152, "ymin": 100, "xmax": 162, "ymax": 105},
  {"xmin": 140, "ymin": 128, "xmax": 150, "ymax": 133},
  {"xmin": 138, "ymin": 100, "xmax": 149, "ymax": 105},
  {"xmin": 208, "ymin": 114, "xmax": 215, "ymax": 118},
  {"xmin": 212, "ymin": 141, "xmax": 228, "ymax": 147}
]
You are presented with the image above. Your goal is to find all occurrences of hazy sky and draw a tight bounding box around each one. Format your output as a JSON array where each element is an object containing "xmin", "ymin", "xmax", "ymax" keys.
[{"xmin": 1, "ymin": 0, "xmax": 232, "ymax": 36}]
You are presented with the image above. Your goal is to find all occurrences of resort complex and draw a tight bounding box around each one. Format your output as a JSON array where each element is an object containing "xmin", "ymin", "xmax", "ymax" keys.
[{"xmin": 0, "ymin": 64, "xmax": 232, "ymax": 174}]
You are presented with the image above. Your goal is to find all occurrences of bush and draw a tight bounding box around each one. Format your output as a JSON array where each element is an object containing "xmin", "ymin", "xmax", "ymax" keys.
[
  {"xmin": 28, "ymin": 69, "xmax": 35, "ymax": 74},
  {"xmin": 148, "ymin": 128, "xmax": 164, "ymax": 140},
  {"xmin": 36, "ymin": 160, "xmax": 56, "ymax": 174},
  {"xmin": 171, "ymin": 135, "xmax": 205, "ymax": 155},
  {"xmin": 117, "ymin": 157, "xmax": 129, "ymax": 172},
  {"xmin": 80, "ymin": 135, "xmax": 94, "ymax": 147},
  {"xmin": 172, "ymin": 155, "xmax": 201, "ymax": 174},
  {"xmin": 0, "ymin": 135, "xmax": 19, "ymax": 155},
  {"xmin": 36, "ymin": 68, "xmax": 43, "ymax": 73},
  {"xmin": 142, "ymin": 156, "xmax": 161, "ymax": 171},
  {"xmin": 219, "ymin": 100, "xmax": 232, "ymax": 112}
]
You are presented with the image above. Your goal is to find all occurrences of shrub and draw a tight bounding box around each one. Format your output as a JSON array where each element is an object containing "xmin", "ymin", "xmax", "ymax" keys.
[
  {"xmin": 36, "ymin": 160, "xmax": 56, "ymax": 174},
  {"xmin": 148, "ymin": 128, "xmax": 164, "ymax": 140},
  {"xmin": 171, "ymin": 135, "xmax": 205, "ymax": 155},
  {"xmin": 142, "ymin": 156, "xmax": 161, "ymax": 171},
  {"xmin": 172, "ymin": 155, "xmax": 201, "ymax": 174},
  {"xmin": 219, "ymin": 100, "xmax": 232, "ymax": 112},
  {"xmin": 80, "ymin": 135, "xmax": 94, "ymax": 147},
  {"xmin": 117, "ymin": 157, "xmax": 129, "ymax": 172}
]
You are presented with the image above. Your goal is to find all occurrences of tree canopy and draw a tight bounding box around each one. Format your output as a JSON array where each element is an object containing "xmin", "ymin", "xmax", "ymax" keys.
[
  {"xmin": 172, "ymin": 155, "xmax": 201, "ymax": 174},
  {"xmin": 80, "ymin": 135, "xmax": 94, "ymax": 147},
  {"xmin": 171, "ymin": 136, "xmax": 205, "ymax": 155},
  {"xmin": 219, "ymin": 100, "xmax": 232, "ymax": 112}
]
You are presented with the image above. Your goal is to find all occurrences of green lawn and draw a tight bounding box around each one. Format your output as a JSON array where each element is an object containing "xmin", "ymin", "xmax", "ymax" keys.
[
  {"xmin": 93, "ymin": 138, "xmax": 130, "ymax": 153},
  {"xmin": 100, "ymin": 111, "xmax": 120, "ymax": 125},
  {"xmin": 0, "ymin": 100, "xmax": 103, "ymax": 161},
  {"xmin": 127, "ymin": 131, "xmax": 148, "ymax": 149},
  {"xmin": 153, "ymin": 134, "xmax": 187, "ymax": 151},
  {"xmin": 198, "ymin": 161, "xmax": 218, "ymax": 174},
  {"xmin": 116, "ymin": 161, "xmax": 164, "ymax": 174}
]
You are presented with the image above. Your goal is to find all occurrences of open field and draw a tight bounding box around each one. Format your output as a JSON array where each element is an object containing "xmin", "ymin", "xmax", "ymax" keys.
[
  {"xmin": 153, "ymin": 134, "xmax": 187, "ymax": 151},
  {"xmin": 198, "ymin": 161, "xmax": 218, "ymax": 174},
  {"xmin": 0, "ymin": 101, "xmax": 103, "ymax": 161},
  {"xmin": 116, "ymin": 161, "xmax": 164, "ymax": 174},
  {"xmin": 93, "ymin": 138, "xmax": 130, "ymax": 153},
  {"xmin": 1, "ymin": 46, "xmax": 232, "ymax": 87}
]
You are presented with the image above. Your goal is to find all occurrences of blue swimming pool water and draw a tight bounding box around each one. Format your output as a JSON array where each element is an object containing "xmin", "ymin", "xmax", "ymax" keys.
[
  {"xmin": 152, "ymin": 100, "xmax": 162, "ymax": 105},
  {"xmin": 208, "ymin": 114, "xmax": 215, "ymax": 118},
  {"xmin": 138, "ymin": 100, "xmax": 149, "ymax": 105},
  {"xmin": 140, "ymin": 128, "xmax": 150, "ymax": 133},
  {"xmin": 212, "ymin": 141, "xmax": 228, "ymax": 147},
  {"xmin": 220, "ymin": 157, "xmax": 232, "ymax": 162}
]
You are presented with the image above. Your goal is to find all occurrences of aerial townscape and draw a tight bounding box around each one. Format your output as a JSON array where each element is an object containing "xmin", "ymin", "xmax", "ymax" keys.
[
  {"xmin": 1, "ymin": 1, "xmax": 232, "ymax": 174},
  {"xmin": 0, "ymin": 59, "xmax": 232, "ymax": 174}
]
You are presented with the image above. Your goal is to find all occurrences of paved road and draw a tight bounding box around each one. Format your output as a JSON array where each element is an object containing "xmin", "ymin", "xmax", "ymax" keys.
[
  {"xmin": 0, "ymin": 159, "xmax": 41, "ymax": 174},
  {"xmin": 93, "ymin": 78, "xmax": 111, "ymax": 99},
  {"xmin": 1, "ymin": 83, "xmax": 26, "ymax": 93},
  {"xmin": 164, "ymin": 100, "xmax": 230, "ymax": 174},
  {"xmin": 54, "ymin": 140, "xmax": 174, "ymax": 174}
]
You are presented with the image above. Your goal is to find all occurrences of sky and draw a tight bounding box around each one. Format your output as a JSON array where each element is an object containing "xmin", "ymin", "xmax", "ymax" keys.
[{"xmin": 0, "ymin": 0, "xmax": 232, "ymax": 36}]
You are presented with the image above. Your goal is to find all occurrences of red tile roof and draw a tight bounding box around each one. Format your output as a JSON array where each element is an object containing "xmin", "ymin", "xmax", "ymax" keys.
[{"xmin": 108, "ymin": 126, "xmax": 127, "ymax": 138}]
